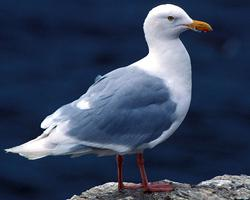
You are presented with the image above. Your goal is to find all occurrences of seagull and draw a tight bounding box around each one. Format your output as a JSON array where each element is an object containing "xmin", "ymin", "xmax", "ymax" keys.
[{"xmin": 5, "ymin": 4, "xmax": 212, "ymax": 192}]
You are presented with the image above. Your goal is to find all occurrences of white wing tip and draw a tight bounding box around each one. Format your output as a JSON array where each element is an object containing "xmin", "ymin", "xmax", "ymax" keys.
[
  {"xmin": 41, "ymin": 114, "xmax": 55, "ymax": 129},
  {"xmin": 41, "ymin": 120, "xmax": 48, "ymax": 129},
  {"xmin": 5, "ymin": 146, "xmax": 19, "ymax": 153},
  {"xmin": 5, "ymin": 148, "xmax": 12, "ymax": 153},
  {"xmin": 5, "ymin": 146, "xmax": 48, "ymax": 160},
  {"xmin": 5, "ymin": 145, "xmax": 26, "ymax": 155}
]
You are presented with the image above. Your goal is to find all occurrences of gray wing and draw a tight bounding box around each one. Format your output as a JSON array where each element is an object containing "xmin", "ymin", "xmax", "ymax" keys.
[{"xmin": 41, "ymin": 66, "xmax": 177, "ymax": 153}]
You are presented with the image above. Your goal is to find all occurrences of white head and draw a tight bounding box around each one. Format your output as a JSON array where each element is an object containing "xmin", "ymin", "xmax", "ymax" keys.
[{"xmin": 144, "ymin": 4, "xmax": 212, "ymax": 47}]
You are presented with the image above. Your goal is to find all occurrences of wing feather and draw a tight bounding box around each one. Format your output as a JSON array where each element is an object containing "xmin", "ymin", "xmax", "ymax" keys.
[{"xmin": 41, "ymin": 66, "xmax": 177, "ymax": 153}]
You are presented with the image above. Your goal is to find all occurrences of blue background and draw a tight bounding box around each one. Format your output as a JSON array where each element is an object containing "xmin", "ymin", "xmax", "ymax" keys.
[{"xmin": 1, "ymin": 0, "xmax": 250, "ymax": 199}]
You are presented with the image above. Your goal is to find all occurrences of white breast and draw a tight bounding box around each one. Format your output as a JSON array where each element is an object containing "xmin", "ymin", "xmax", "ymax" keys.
[{"xmin": 134, "ymin": 38, "xmax": 192, "ymax": 148}]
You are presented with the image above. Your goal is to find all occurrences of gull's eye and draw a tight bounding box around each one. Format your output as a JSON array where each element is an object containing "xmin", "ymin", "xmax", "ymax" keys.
[{"xmin": 167, "ymin": 16, "xmax": 175, "ymax": 22}]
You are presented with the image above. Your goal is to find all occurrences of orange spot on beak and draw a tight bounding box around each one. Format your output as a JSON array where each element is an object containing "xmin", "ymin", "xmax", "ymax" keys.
[{"xmin": 186, "ymin": 20, "xmax": 213, "ymax": 32}]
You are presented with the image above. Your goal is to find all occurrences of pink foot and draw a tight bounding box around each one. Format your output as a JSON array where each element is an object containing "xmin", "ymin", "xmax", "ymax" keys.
[
  {"xmin": 120, "ymin": 183, "xmax": 143, "ymax": 190},
  {"xmin": 144, "ymin": 182, "xmax": 174, "ymax": 192},
  {"xmin": 120, "ymin": 182, "xmax": 174, "ymax": 193}
]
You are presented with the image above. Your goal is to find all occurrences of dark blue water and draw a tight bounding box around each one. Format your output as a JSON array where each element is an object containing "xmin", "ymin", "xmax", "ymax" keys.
[{"xmin": 1, "ymin": 1, "xmax": 250, "ymax": 199}]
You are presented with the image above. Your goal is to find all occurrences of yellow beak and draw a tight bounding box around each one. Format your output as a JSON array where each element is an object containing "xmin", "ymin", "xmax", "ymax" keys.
[{"xmin": 186, "ymin": 20, "xmax": 213, "ymax": 32}]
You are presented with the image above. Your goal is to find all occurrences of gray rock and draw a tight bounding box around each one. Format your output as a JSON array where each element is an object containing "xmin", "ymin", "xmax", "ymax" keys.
[{"xmin": 69, "ymin": 175, "xmax": 250, "ymax": 200}]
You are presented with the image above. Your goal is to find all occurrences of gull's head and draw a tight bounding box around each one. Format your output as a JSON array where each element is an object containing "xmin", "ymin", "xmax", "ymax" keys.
[{"xmin": 144, "ymin": 4, "xmax": 212, "ymax": 44}]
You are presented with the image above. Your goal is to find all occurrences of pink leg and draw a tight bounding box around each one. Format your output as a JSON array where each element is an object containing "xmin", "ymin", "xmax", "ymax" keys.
[
  {"xmin": 116, "ymin": 153, "xmax": 174, "ymax": 192},
  {"xmin": 137, "ymin": 153, "xmax": 149, "ymax": 188},
  {"xmin": 116, "ymin": 154, "xmax": 143, "ymax": 190},
  {"xmin": 136, "ymin": 153, "xmax": 174, "ymax": 192},
  {"xmin": 116, "ymin": 155, "xmax": 124, "ymax": 191}
]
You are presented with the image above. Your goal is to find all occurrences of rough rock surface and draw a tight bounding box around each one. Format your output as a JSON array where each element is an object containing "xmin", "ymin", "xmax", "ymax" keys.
[{"xmin": 69, "ymin": 175, "xmax": 250, "ymax": 200}]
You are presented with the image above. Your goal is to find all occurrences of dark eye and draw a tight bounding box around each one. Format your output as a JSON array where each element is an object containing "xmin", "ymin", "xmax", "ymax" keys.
[{"xmin": 167, "ymin": 16, "xmax": 175, "ymax": 21}]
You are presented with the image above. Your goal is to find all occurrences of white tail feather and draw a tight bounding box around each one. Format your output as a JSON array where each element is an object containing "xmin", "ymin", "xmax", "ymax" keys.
[
  {"xmin": 5, "ymin": 137, "xmax": 52, "ymax": 160},
  {"xmin": 5, "ymin": 127, "xmax": 91, "ymax": 160}
]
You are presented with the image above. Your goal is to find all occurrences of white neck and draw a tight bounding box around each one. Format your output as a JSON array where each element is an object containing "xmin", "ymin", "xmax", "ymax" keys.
[{"xmin": 133, "ymin": 37, "xmax": 192, "ymax": 119}]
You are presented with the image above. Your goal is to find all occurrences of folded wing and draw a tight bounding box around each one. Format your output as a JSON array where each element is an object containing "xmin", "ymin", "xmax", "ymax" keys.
[{"xmin": 41, "ymin": 66, "xmax": 177, "ymax": 154}]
